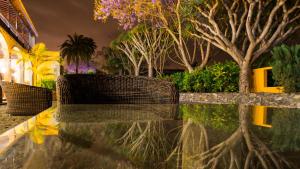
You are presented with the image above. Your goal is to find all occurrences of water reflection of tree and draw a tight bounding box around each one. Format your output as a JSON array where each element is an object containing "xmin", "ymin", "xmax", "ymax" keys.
[
  {"xmin": 47, "ymin": 124, "xmax": 98, "ymax": 169},
  {"xmin": 45, "ymin": 123, "xmax": 138, "ymax": 169},
  {"xmin": 50, "ymin": 118, "xmax": 178, "ymax": 168},
  {"xmin": 59, "ymin": 123, "xmax": 95, "ymax": 148},
  {"xmin": 115, "ymin": 120, "xmax": 177, "ymax": 168},
  {"xmin": 169, "ymin": 105, "xmax": 294, "ymax": 169}
]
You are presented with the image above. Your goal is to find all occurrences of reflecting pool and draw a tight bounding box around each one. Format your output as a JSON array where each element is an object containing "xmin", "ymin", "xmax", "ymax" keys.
[{"xmin": 0, "ymin": 104, "xmax": 299, "ymax": 169}]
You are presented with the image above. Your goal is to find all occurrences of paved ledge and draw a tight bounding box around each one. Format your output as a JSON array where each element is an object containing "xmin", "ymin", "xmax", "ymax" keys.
[
  {"xmin": 180, "ymin": 93, "xmax": 300, "ymax": 108},
  {"xmin": 0, "ymin": 105, "xmax": 31, "ymax": 134}
]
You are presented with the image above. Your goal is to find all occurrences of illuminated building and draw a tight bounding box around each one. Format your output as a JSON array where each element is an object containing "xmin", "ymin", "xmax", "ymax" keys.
[{"xmin": 0, "ymin": 0, "xmax": 38, "ymax": 84}]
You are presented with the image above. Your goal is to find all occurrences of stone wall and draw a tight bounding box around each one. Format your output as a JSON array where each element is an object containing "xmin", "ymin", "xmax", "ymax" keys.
[{"xmin": 180, "ymin": 93, "xmax": 300, "ymax": 108}]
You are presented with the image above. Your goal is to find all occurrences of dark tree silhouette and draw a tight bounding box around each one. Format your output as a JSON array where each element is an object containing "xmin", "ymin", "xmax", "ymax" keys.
[{"xmin": 60, "ymin": 33, "xmax": 97, "ymax": 74}]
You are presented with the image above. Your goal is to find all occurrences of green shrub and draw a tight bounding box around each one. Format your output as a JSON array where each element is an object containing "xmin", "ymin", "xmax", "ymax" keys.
[
  {"xmin": 41, "ymin": 80, "xmax": 56, "ymax": 91},
  {"xmin": 169, "ymin": 72, "xmax": 185, "ymax": 90},
  {"xmin": 271, "ymin": 45, "xmax": 300, "ymax": 93},
  {"xmin": 87, "ymin": 69, "xmax": 96, "ymax": 74},
  {"xmin": 161, "ymin": 61, "xmax": 239, "ymax": 93}
]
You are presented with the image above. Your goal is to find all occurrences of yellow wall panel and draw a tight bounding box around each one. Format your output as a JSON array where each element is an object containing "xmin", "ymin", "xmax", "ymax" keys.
[{"xmin": 252, "ymin": 67, "xmax": 283, "ymax": 93}]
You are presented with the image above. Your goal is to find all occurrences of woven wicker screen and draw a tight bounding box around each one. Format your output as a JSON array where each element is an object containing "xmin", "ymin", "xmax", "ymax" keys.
[
  {"xmin": 0, "ymin": 82, "xmax": 52, "ymax": 115},
  {"xmin": 57, "ymin": 74, "xmax": 179, "ymax": 104}
]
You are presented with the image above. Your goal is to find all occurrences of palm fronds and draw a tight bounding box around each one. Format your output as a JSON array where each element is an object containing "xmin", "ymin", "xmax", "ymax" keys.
[{"xmin": 60, "ymin": 33, "xmax": 97, "ymax": 74}]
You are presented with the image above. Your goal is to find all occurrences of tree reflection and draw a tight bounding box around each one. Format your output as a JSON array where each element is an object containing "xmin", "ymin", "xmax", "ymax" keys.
[
  {"xmin": 6, "ymin": 104, "xmax": 299, "ymax": 169},
  {"xmin": 115, "ymin": 120, "xmax": 178, "ymax": 168},
  {"xmin": 48, "ymin": 123, "xmax": 138, "ymax": 169},
  {"xmin": 168, "ymin": 104, "xmax": 294, "ymax": 169}
]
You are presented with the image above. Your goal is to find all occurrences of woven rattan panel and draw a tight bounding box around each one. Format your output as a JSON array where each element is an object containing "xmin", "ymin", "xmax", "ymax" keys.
[{"xmin": 57, "ymin": 75, "xmax": 179, "ymax": 104}]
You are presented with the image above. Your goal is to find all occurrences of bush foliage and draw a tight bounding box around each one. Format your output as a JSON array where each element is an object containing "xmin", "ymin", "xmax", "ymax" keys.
[
  {"xmin": 41, "ymin": 80, "xmax": 56, "ymax": 91},
  {"xmin": 271, "ymin": 45, "xmax": 300, "ymax": 93},
  {"xmin": 161, "ymin": 61, "xmax": 239, "ymax": 92}
]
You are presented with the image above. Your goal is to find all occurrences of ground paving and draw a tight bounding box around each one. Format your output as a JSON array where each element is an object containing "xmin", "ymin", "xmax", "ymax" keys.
[{"xmin": 0, "ymin": 105, "xmax": 31, "ymax": 134}]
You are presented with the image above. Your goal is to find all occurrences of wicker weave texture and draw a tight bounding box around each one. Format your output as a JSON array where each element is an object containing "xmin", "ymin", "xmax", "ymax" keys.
[
  {"xmin": 57, "ymin": 74, "xmax": 179, "ymax": 104},
  {"xmin": 0, "ymin": 82, "xmax": 52, "ymax": 116}
]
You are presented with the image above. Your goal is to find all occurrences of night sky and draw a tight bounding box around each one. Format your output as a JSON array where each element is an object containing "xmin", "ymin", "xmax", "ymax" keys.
[{"xmin": 22, "ymin": 0, "xmax": 123, "ymax": 51}]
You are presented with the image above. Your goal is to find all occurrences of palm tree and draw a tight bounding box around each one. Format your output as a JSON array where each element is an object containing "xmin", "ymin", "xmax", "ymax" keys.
[
  {"xmin": 60, "ymin": 33, "xmax": 97, "ymax": 74},
  {"xmin": 17, "ymin": 43, "xmax": 60, "ymax": 86}
]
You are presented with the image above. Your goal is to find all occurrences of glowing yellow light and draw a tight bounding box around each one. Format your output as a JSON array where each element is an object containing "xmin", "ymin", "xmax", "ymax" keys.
[
  {"xmin": 0, "ymin": 67, "xmax": 6, "ymax": 74},
  {"xmin": 0, "ymin": 60, "xmax": 7, "ymax": 74}
]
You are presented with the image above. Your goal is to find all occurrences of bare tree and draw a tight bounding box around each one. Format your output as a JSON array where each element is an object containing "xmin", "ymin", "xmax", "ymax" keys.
[
  {"xmin": 117, "ymin": 41, "xmax": 144, "ymax": 76},
  {"xmin": 190, "ymin": 0, "xmax": 300, "ymax": 93},
  {"xmin": 147, "ymin": 0, "xmax": 212, "ymax": 73},
  {"xmin": 130, "ymin": 26, "xmax": 173, "ymax": 77}
]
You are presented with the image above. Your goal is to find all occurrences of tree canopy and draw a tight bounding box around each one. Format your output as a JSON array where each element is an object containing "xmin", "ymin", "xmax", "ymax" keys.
[{"xmin": 60, "ymin": 33, "xmax": 97, "ymax": 74}]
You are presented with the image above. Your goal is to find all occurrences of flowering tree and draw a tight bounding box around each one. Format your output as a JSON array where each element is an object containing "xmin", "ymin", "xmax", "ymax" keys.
[
  {"xmin": 94, "ymin": 0, "xmax": 159, "ymax": 30},
  {"xmin": 152, "ymin": 0, "xmax": 211, "ymax": 72},
  {"xmin": 94, "ymin": 0, "xmax": 211, "ymax": 73},
  {"xmin": 95, "ymin": 1, "xmax": 169, "ymax": 76}
]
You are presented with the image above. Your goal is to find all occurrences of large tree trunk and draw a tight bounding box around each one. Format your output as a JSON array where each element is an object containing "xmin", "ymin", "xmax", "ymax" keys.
[{"xmin": 239, "ymin": 62, "xmax": 251, "ymax": 94}]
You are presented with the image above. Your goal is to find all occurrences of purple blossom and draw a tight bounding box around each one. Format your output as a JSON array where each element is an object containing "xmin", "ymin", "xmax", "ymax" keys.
[{"xmin": 94, "ymin": 0, "xmax": 162, "ymax": 30}]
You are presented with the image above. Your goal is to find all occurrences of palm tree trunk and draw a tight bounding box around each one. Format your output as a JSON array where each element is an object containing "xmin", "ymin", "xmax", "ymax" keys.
[
  {"xmin": 60, "ymin": 65, "xmax": 64, "ymax": 75},
  {"xmin": 76, "ymin": 60, "xmax": 79, "ymax": 74},
  {"xmin": 76, "ymin": 66, "xmax": 79, "ymax": 74},
  {"xmin": 32, "ymin": 66, "xmax": 37, "ymax": 86}
]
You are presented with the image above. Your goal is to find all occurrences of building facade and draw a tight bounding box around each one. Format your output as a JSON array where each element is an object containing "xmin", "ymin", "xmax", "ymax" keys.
[{"xmin": 0, "ymin": 0, "xmax": 37, "ymax": 85}]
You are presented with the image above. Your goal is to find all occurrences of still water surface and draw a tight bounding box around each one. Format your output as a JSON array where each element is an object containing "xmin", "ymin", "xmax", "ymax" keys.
[{"xmin": 0, "ymin": 104, "xmax": 299, "ymax": 169}]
